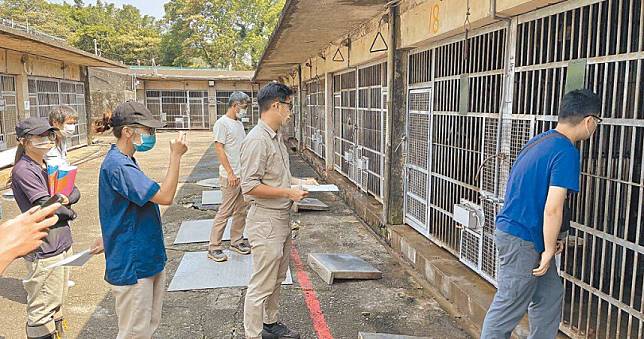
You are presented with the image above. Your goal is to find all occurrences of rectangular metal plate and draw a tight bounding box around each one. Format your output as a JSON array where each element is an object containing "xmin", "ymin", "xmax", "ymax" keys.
[
  {"xmin": 168, "ymin": 251, "xmax": 293, "ymax": 291},
  {"xmin": 459, "ymin": 74, "xmax": 469, "ymax": 115},
  {"xmin": 173, "ymin": 219, "xmax": 248, "ymax": 245},
  {"xmin": 308, "ymin": 253, "xmax": 382, "ymax": 284},
  {"xmin": 565, "ymin": 58, "xmax": 587, "ymax": 93},
  {"xmin": 358, "ymin": 333, "xmax": 431, "ymax": 339},
  {"xmin": 196, "ymin": 178, "xmax": 220, "ymax": 188},
  {"xmin": 202, "ymin": 190, "xmax": 223, "ymax": 205},
  {"xmin": 296, "ymin": 198, "xmax": 329, "ymax": 211}
]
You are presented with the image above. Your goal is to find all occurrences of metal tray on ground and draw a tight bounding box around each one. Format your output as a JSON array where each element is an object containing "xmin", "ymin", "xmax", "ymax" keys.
[
  {"xmin": 168, "ymin": 251, "xmax": 292, "ymax": 291},
  {"xmin": 202, "ymin": 190, "xmax": 223, "ymax": 205},
  {"xmin": 294, "ymin": 198, "xmax": 329, "ymax": 212},
  {"xmin": 308, "ymin": 253, "xmax": 382, "ymax": 284},
  {"xmin": 173, "ymin": 218, "xmax": 248, "ymax": 245},
  {"xmin": 196, "ymin": 178, "xmax": 220, "ymax": 188}
]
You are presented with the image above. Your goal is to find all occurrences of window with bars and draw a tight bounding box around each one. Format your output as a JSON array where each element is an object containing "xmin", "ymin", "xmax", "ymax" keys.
[
  {"xmin": 28, "ymin": 77, "xmax": 88, "ymax": 148},
  {"xmin": 145, "ymin": 90, "xmax": 209, "ymax": 129},
  {"xmin": 0, "ymin": 74, "xmax": 17, "ymax": 150},
  {"xmin": 215, "ymin": 90, "xmax": 258, "ymax": 128},
  {"xmin": 305, "ymin": 79, "xmax": 326, "ymax": 159}
]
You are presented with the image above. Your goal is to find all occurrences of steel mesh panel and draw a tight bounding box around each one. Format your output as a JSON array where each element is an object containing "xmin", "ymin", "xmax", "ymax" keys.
[
  {"xmin": 407, "ymin": 112, "xmax": 429, "ymax": 168},
  {"xmin": 482, "ymin": 117, "xmax": 499, "ymax": 194},
  {"xmin": 0, "ymin": 75, "xmax": 18, "ymax": 149},
  {"xmin": 460, "ymin": 228, "xmax": 481, "ymax": 270},
  {"xmin": 481, "ymin": 233, "xmax": 497, "ymax": 280},
  {"xmin": 405, "ymin": 193, "xmax": 426, "ymax": 225}
]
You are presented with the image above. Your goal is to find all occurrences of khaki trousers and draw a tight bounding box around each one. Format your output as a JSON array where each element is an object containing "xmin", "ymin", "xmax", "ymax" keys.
[
  {"xmin": 243, "ymin": 205, "xmax": 292, "ymax": 339},
  {"xmin": 209, "ymin": 177, "xmax": 248, "ymax": 251},
  {"xmin": 23, "ymin": 249, "xmax": 72, "ymax": 338},
  {"xmin": 110, "ymin": 270, "xmax": 166, "ymax": 339}
]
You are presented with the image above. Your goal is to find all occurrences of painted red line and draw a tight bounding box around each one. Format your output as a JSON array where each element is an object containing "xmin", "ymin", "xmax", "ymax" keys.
[{"xmin": 290, "ymin": 245, "xmax": 334, "ymax": 339}]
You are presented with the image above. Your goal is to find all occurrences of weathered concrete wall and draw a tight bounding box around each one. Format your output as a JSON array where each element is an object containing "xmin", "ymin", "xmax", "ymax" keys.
[{"xmin": 88, "ymin": 68, "xmax": 135, "ymax": 122}]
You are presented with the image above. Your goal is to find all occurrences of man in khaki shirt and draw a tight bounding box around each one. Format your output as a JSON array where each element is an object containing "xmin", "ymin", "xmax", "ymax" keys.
[{"xmin": 240, "ymin": 83, "xmax": 315, "ymax": 339}]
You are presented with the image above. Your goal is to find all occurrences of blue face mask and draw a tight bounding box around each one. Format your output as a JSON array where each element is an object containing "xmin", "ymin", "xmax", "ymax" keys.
[{"xmin": 133, "ymin": 133, "xmax": 156, "ymax": 152}]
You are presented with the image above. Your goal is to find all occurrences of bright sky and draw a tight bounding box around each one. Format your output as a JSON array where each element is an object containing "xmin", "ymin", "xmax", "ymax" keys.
[{"xmin": 47, "ymin": 0, "xmax": 170, "ymax": 19}]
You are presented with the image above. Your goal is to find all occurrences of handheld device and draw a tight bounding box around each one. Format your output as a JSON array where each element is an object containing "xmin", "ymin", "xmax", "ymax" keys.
[{"xmin": 41, "ymin": 194, "xmax": 64, "ymax": 209}]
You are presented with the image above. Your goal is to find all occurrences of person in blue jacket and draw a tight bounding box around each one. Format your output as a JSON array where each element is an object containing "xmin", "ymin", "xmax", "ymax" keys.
[{"xmin": 98, "ymin": 101, "xmax": 187, "ymax": 339}]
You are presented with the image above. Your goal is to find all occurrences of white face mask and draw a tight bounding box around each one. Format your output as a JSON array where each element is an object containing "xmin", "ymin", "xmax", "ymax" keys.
[
  {"xmin": 237, "ymin": 108, "xmax": 247, "ymax": 119},
  {"xmin": 63, "ymin": 124, "xmax": 76, "ymax": 137},
  {"xmin": 29, "ymin": 136, "xmax": 54, "ymax": 150}
]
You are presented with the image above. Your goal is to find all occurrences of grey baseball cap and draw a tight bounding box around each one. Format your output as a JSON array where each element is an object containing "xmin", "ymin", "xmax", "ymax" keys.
[
  {"xmin": 15, "ymin": 117, "xmax": 58, "ymax": 139},
  {"xmin": 112, "ymin": 100, "xmax": 165, "ymax": 128}
]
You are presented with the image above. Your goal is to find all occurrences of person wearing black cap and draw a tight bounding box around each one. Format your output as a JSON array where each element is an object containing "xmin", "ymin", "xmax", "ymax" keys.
[
  {"xmin": 97, "ymin": 101, "xmax": 187, "ymax": 339},
  {"xmin": 11, "ymin": 117, "xmax": 83, "ymax": 339}
]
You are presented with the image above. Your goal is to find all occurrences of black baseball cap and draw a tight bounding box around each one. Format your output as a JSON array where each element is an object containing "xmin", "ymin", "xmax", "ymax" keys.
[
  {"xmin": 15, "ymin": 117, "xmax": 58, "ymax": 139},
  {"xmin": 112, "ymin": 100, "xmax": 165, "ymax": 128}
]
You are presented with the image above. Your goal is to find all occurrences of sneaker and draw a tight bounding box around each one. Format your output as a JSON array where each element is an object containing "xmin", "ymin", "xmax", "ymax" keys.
[
  {"xmin": 67, "ymin": 280, "xmax": 75, "ymax": 288},
  {"xmin": 207, "ymin": 250, "xmax": 228, "ymax": 262},
  {"xmin": 230, "ymin": 242, "xmax": 251, "ymax": 255},
  {"xmin": 262, "ymin": 322, "xmax": 300, "ymax": 339}
]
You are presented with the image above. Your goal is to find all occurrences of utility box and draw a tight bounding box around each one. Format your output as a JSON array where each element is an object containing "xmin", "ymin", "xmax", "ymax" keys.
[{"xmin": 453, "ymin": 201, "xmax": 483, "ymax": 230}]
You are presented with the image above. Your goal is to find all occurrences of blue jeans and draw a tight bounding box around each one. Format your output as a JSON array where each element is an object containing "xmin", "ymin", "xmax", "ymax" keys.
[{"xmin": 481, "ymin": 230, "xmax": 563, "ymax": 339}]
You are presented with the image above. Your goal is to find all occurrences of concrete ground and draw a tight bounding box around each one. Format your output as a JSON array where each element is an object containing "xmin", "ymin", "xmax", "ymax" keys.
[{"xmin": 0, "ymin": 131, "xmax": 470, "ymax": 339}]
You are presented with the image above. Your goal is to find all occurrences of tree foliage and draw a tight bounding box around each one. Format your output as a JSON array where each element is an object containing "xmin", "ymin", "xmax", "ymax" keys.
[
  {"xmin": 0, "ymin": 0, "xmax": 284, "ymax": 69},
  {"xmin": 161, "ymin": 0, "xmax": 284, "ymax": 70}
]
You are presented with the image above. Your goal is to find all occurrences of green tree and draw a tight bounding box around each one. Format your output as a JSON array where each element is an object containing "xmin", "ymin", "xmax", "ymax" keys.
[
  {"xmin": 0, "ymin": 0, "xmax": 284, "ymax": 69},
  {"xmin": 0, "ymin": 0, "xmax": 162, "ymax": 65},
  {"xmin": 161, "ymin": 0, "xmax": 284, "ymax": 70}
]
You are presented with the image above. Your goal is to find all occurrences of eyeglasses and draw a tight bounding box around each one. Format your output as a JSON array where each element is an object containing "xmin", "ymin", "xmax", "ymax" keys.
[
  {"xmin": 278, "ymin": 100, "xmax": 293, "ymax": 111},
  {"xmin": 587, "ymin": 115, "xmax": 603, "ymax": 124},
  {"xmin": 127, "ymin": 125, "xmax": 156, "ymax": 135},
  {"xmin": 30, "ymin": 132, "xmax": 56, "ymax": 142}
]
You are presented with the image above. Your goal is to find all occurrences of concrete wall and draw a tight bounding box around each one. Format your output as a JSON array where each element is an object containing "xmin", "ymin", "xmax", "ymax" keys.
[{"xmin": 88, "ymin": 68, "xmax": 135, "ymax": 123}]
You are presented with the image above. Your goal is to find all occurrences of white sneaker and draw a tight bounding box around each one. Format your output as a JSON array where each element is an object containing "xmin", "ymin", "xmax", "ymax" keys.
[{"xmin": 67, "ymin": 280, "xmax": 76, "ymax": 288}]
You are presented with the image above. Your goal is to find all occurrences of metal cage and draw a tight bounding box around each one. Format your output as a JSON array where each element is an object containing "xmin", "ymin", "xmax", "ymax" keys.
[
  {"xmin": 403, "ymin": 0, "xmax": 644, "ymax": 337},
  {"xmin": 28, "ymin": 77, "xmax": 88, "ymax": 148}
]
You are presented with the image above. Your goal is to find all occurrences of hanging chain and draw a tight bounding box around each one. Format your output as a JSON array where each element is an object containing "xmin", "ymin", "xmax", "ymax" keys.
[{"xmin": 463, "ymin": 0, "xmax": 471, "ymax": 64}]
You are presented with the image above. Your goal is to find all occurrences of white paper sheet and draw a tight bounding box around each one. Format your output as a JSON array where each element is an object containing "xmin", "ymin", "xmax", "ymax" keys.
[
  {"xmin": 291, "ymin": 184, "xmax": 339, "ymax": 192},
  {"xmin": 45, "ymin": 249, "xmax": 93, "ymax": 270},
  {"xmin": 555, "ymin": 253, "xmax": 562, "ymax": 274}
]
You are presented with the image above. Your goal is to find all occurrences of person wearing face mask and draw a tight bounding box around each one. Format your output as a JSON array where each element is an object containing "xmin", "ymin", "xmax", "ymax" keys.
[
  {"xmin": 46, "ymin": 106, "xmax": 90, "ymax": 291},
  {"xmin": 98, "ymin": 101, "xmax": 187, "ymax": 339},
  {"xmin": 240, "ymin": 83, "xmax": 316, "ymax": 339},
  {"xmin": 46, "ymin": 106, "xmax": 78, "ymax": 166},
  {"xmin": 11, "ymin": 117, "xmax": 82, "ymax": 339},
  {"xmin": 481, "ymin": 89, "xmax": 602, "ymax": 339},
  {"xmin": 207, "ymin": 91, "xmax": 252, "ymax": 262}
]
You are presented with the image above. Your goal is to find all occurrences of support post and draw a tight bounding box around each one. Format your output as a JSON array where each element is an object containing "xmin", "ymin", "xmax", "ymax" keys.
[
  {"xmin": 81, "ymin": 65, "xmax": 93, "ymax": 144},
  {"xmin": 383, "ymin": 3, "xmax": 408, "ymax": 225},
  {"xmin": 324, "ymin": 72, "xmax": 334, "ymax": 171},
  {"xmin": 15, "ymin": 73, "xmax": 30, "ymax": 120},
  {"xmin": 297, "ymin": 65, "xmax": 304, "ymax": 152}
]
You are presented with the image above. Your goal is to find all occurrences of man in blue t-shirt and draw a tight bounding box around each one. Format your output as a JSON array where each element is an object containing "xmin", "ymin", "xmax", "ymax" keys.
[
  {"xmin": 481, "ymin": 89, "xmax": 602, "ymax": 339},
  {"xmin": 97, "ymin": 101, "xmax": 187, "ymax": 338}
]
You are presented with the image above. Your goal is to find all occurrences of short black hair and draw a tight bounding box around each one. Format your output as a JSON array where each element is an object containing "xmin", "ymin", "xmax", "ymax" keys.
[
  {"xmin": 257, "ymin": 82, "xmax": 294, "ymax": 113},
  {"xmin": 558, "ymin": 89, "xmax": 602, "ymax": 124}
]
